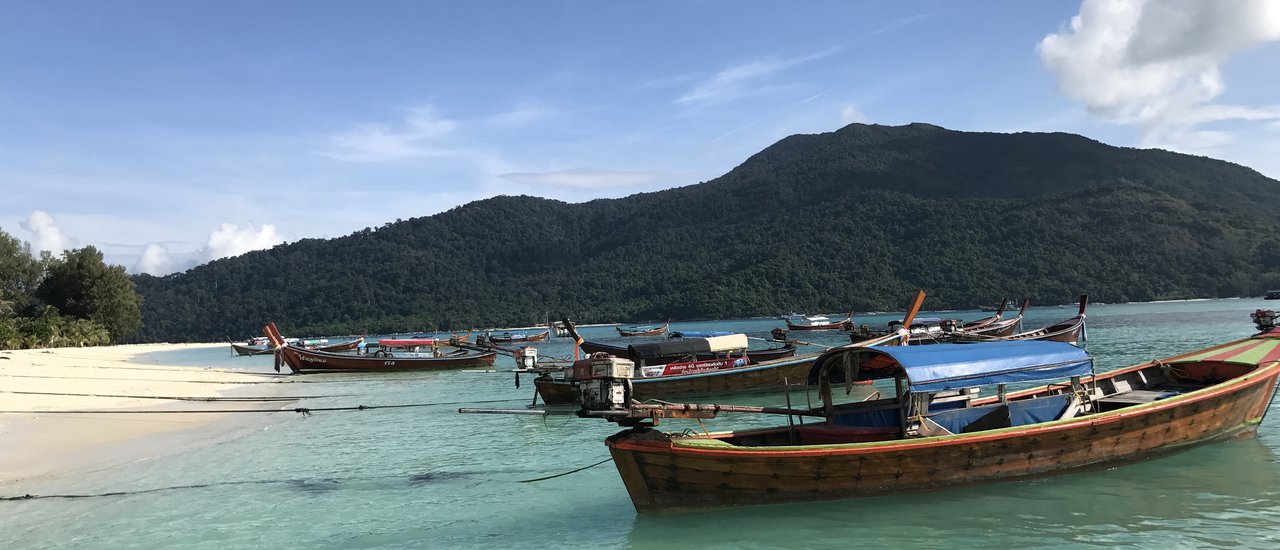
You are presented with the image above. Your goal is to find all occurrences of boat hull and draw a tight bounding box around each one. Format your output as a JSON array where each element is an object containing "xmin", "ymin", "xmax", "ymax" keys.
[
  {"xmin": 231, "ymin": 343, "xmax": 273, "ymax": 356},
  {"xmin": 489, "ymin": 330, "xmax": 550, "ymax": 343},
  {"xmin": 278, "ymin": 345, "xmax": 497, "ymax": 374},
  {"xmin": 606, "ymin": 358, "xmax": 1280, "ymax": 513},
  {"xmin": 535, "ymin": 354, "xmax": 821, "ymax": 405}
]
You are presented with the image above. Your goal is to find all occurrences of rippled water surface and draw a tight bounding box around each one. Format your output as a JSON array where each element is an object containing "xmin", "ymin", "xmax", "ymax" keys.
[{"xmin": 6, "ymin": 299, "xmax": 1280, "ymax": 548}]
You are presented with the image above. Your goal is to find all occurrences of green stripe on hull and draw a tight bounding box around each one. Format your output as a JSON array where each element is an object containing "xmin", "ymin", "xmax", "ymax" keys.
[
  {"xmin": 1174, "ymin": 340, "xmax": 1261, "ymax": 363},
  {"xmin": 1223, "ymin": 339, "xmax": 1280, "ymax": 365}
]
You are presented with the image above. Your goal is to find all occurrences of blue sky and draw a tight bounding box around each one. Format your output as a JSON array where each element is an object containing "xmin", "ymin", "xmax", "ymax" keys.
[{"xmin": 3, "ymin": 0, "xmax": 1278, "ymax": 274}]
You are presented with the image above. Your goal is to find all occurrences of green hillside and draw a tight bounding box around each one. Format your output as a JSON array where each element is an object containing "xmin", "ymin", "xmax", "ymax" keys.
[{"xmin": 131, "ymin": 123, "xmax": 1280, "ymax": 342}]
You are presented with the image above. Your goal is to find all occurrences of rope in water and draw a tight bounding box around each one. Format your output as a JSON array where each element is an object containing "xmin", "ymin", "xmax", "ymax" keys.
[
  {"xmin": 0, "ymin": 390, "xmax": 334, "ymax": 402},
  {"xmin": 0, "ymin": 397, "xmax": 530, "ymax": 415},
  {"xmin": 518, "ymin": 457, "xmax": 614, "ymax": 483},
  {"xmin": 0, "ymin": 373, "xmax": 288, "ymax": 385}
]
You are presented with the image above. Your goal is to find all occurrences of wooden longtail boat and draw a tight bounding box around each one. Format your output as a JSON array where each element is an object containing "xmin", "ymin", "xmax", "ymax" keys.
[
  {"xmin": 487, "ymin": 329, "xmax": 550, "ymax": 343},
  {"xmin": 231, "ymin": 339, "xmax": 274, "ymax": 356},
  {"xmin": 537, "ymin": 293, "xmax": 926, "ymax": 405},
  {"xmin": 962, "ymin": 298, "xmax": 1009, "ymax": 330},
  {"xmin": 785, "ymin": 311, "xmax": 854, "ymax": 331},
  {"xmin": 616, "ymin": 321, "xmax": 669, "ymax": 337},
  {"xmin": 534, "ymin": 352, "xmax": 824, "ymax": 406},
  {"xmin": 956, "ymin": 295, "xmax": 1088, "ymax": 346},
  {"xmin": 564, "ymin": 320, "xmax": 797, "ymax": 365},
  {"xmin": 959, "ymin": 299, "xmax": 1029, "ymax": 337},
  {"xmin": 263, "ymin": 323, "xmax": 496, "ymax": 374},
  {"xmin": 309, "ymin": 334, "xmax": 365, "ymax": 353},
  {"xmin": 596, "ymin": 320, "xmax": 1280, "ymax": 513}
]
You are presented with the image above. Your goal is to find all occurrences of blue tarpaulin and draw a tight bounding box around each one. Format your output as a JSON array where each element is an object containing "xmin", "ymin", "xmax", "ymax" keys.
[{"xmin": 810, "ymin": 341, "xmax": 1093, "ymax": 392}]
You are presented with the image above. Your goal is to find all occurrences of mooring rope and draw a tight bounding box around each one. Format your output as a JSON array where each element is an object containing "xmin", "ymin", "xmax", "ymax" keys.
[
  {"xmin": 0, "ymin": 397, "xmax": 531, "ymax": 415},
  {"xmin": 0, "ymin": 373, "xmax": 288, "ymax": 385},
  {"xmin": 518, "ymin": 457, "xmax": 614, "ymax": 483},
  {"xmin": 1, "ymin": 471, "xmax": 457, "ymax": 501},
  {"xmin": 0, "ymin": 390, "xmax": 334, "ymax": 402}
]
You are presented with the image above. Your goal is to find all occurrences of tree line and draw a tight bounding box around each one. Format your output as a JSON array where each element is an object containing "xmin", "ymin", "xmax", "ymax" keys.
[{"xmin": 0, "ymin": 229, "xmax": 142, "ymax": 349}]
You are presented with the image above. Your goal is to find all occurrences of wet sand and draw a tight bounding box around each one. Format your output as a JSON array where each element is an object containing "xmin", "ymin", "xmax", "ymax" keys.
[{"xmin": 0, "ymin": 343, "xmax": 288, "ymax": 491}]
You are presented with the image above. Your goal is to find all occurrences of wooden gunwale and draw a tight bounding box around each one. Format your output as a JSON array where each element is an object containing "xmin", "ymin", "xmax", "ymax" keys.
[{"xmin": 612, "ymin": 358, "xmax": 1280, "ymax": 459}]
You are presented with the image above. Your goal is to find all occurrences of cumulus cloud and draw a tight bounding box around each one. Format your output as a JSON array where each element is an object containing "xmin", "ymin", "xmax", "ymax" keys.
[
  {"xmin": 134, "ymin": 243, "xmax": 178, "ymax": 275},
  {"xmin": 677, "ymin": 47, "xmax": 840, "ymax": 105},
  {"xmin": 204, "ymin": 222, "xmax": 285, "ymax": 260},
  {"xmin": 1039, "ymin": 0, "xmax": 1280, "ymax": 151},
  {"xmin": 841, "ymin": 105, "xmax": 868, "ymax": 124},
  {"xmin": 499, "ymin": 169, "xmax": 677, "ymax": 189},
  {"xmin": 19, "ymin": 210, "xmax": 76, "ymax": 254},
  {"xmin": 321, "ymin": 105, "xmax": 460, "ymax": 162},
  {"xmin": 133, "ymin": 222, "xmax": 286, "ymax": 275}
]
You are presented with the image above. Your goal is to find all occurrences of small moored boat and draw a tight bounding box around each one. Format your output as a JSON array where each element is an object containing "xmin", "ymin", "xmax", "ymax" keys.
[
  {"xmin": 487, "ymin": 329, "xmax": 550, "ymax": 343},
  {"xmin": 263, "ymin": 323, "xmax": 496, "ymax": 374},
  {"xmin": 784, "ymin": 311, "xmax": 853, "ymax": 331},
  {"xmin": 589, "ymin": 315, "xmax": 1280, "ymax": 512},
  {"xmin": 616, "ymin": 321, "xmax": 669, "ymax": 337}
]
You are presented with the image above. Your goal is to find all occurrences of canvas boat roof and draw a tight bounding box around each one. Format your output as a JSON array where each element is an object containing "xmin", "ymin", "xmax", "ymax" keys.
[
  {"xmin": 670, "ymin": 331, "xmax": 735, "ymax": 338},
  {"xmin": 379, "ymin": 338, "xmax": 440, "ymax": 346},
  {"xmin": 809, "ymin": 341, "xmax": 1093, "ymax": 393},
  {"xmin": 628, "ymin": 334, "xmax": 748, "ymax": 358}
]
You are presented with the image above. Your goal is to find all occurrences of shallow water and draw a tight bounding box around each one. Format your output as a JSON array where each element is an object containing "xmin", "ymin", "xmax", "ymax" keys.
[{"xmin": 5, "ymin": 299, "xmax": 1280, "ymax": 548}]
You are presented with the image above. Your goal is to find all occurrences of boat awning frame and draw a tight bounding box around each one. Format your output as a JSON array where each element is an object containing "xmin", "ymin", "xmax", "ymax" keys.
[{"xmin": 808, "ymin": 341, "xmax": 1094, "ymax": 393}]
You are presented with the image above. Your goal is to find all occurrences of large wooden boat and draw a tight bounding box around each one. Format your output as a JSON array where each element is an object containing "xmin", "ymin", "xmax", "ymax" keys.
[
  {"xmin": 263, "ymin": 323, "xmax": 495, "ymax": 374},
  {"xmin": 534, "ymin": 352, "xmax": 823, "ymax": 406},
  {"xmin": 487, "ymin": 329, "xmax": 550, "ymax": 343},
  {"xmin": 594, "ymin": 320, "xmax": 1280, "ymax": 513},
  {"xmin": 538, "ymin": 293, "xmax": 926, "ymax": 405},
  {"xmin": 956, "ymin": 295, "xmax": 1088, "ymax": 346},
  {"xmin": 564, "ymin": 320, "xmax": 797, "ymax": 365},
  {"xmin": 784, "ymin": 311, "xmax": 853, "ymax": 331},
  {"xmin": 616, "ymin": 322, "xmax": 669, "ymax": 337}
]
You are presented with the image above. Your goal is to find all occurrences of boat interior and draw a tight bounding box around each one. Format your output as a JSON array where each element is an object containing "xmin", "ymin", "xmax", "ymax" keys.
[{"xmin": 709, "ymin": 359, "xmax": 1244, "ymax": 448}]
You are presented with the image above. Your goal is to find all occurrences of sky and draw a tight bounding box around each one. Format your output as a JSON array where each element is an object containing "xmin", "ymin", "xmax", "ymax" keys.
[{"xmin": 2, "ymin": 0, "xmax": 1279, "ymax": 275}]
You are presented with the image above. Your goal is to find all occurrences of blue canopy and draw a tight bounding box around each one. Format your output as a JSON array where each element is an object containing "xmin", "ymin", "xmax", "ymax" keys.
[
  {"xmin": 809, "ymin": 341, "xmax": 1093, "ymax": 393},
  {"xmin": 670, "ymin": 331, "xmax": 735, "ymax": 338}
]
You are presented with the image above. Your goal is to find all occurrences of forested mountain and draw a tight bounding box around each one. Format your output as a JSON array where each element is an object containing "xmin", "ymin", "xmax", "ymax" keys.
[{"xmin": 132, "ymin": 123, "xmax": 1280, "ymax": 342}]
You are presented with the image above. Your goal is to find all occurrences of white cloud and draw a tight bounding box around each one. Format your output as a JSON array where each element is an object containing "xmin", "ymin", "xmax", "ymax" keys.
[
  {"xmin": 485, "ymin": 104, "xmax": 553, "ymax": 127},
  {"xmin": 841, "ymin": 105, "xmax": 867, "ymax": 124},
  {"xmin": 677, "ymin": 47, "xmax": 840, "ymax": 105},
  {"xmin": 204, "ymin": 222, "xmax": 285, "ymax": 261},
  {"xmin": 134, "ymin": 243, "xmax": 178, "ymax": 275},
  {"xmin": 133, "ymin": 223, "xmax": 286, "ymax": 275},
  {"xmin": 320, "ymin": 105, "xmax": 460, "ymax": 162},
  {"xmin": 19, "ymin": 210, "xmax": 76, "ymax": 254},
  {"xmin": 499, "ymin": 169, "xmax": 677, "ymax": 189},
  {"xmin": 1039, "ymin": 0, "xmax": 1280, "ymax": 151}
]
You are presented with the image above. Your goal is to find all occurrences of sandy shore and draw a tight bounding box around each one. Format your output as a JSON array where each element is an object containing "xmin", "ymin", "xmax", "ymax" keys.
[{"xmin": 0, "ymin": 343, "xmax": 289, "ymax": 491}]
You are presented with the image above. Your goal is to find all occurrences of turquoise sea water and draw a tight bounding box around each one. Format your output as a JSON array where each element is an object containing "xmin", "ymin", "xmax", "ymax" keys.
[{"xmin": 5, "ymin": 299, "xmax": 1280, "ymax": 548}]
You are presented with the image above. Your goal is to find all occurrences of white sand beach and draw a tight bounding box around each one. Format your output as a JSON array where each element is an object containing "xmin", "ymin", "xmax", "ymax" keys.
[{"xmin": 0, "ymin": 343, "xmax": 289, "ymax": 490}]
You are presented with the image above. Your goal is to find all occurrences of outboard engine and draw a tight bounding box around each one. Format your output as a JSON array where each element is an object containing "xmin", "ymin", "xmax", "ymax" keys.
[
  {"xmin": 574, "ymin": 356, "xmax": 634, "ymax": 412},
  {"xmin": 771, "ymin": 327, "xmax": 788, "ymax": 341},
  {"xmin": 515, "ymin": 346, "xmax": 538, "ymax": 370},
  {"xmin": 940, "ymin": 319, "xmax": 959, "ymax": 332},
  {"xmin": 1253, "ymin": 309, "xmax": 1277, "ymax": 332}
]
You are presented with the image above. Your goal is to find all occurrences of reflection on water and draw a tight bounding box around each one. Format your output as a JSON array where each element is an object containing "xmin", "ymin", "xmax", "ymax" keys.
[{"xmin": 4, "ymin": 298, "xmax": 1280, "ymax": 548}]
